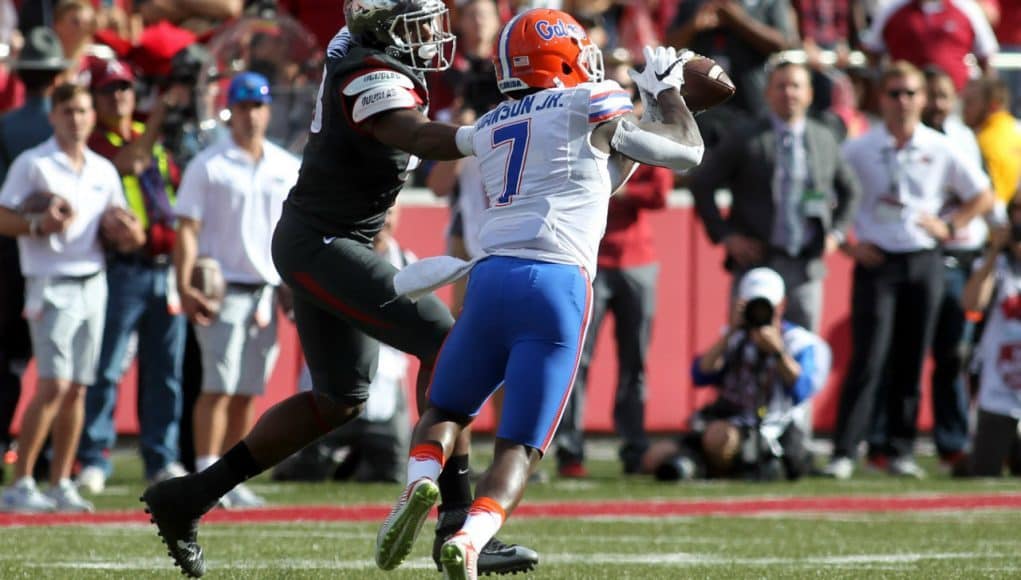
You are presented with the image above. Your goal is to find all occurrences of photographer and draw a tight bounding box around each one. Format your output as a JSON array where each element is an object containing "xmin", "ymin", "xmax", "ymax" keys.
[
  {"xmin": 956, "ymin": 198, "xmax": 1021, "ymax": 477},
  {"xmin": 642, "ymin": 268, "xmax": 831, "ymax": 481}
]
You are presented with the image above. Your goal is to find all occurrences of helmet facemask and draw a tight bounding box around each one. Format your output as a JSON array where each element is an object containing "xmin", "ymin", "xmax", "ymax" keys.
[
  {"xmin": 387, "ymin": 0, "xmax": 456, "ymax": 71},
  {"xmin": 577, "ymin": 39, "xmax": 604, "ymax": 84}
]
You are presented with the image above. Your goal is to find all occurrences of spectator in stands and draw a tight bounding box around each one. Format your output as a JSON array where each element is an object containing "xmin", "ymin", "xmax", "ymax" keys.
[
  {"xmin": 919, "ymin": 66, "xmax": 988, "ymax": 470},
  {"xmin": 961, "ymin": 77, "xmax": 1021, "ymax": 205},
  {"xmin": 52, "ymin": 0, "xmax": 97, "ymax": 83},
  {"xmin": 824, "ymin": 61, "xmax": 994, "ymax": 480},
  {"xmin": 861, "ymin": 0, "xmax": 999, "ymax": 92},
  {"xmin": 984, "ymin": 0, "xmax": 1021, "ymax": 118},
  {"xmin": 0, "ymin": 83, "xmax": 139, "ymax": 512},
  {"xmin": 957, "ymin": 197, "xmax": 1021, "ymax": 477},
  {"xmin": 173, "ymin": 72, "xmax": 299, "ymax": 508},
  {"xmin": 665, "ymin": 0, "xmax": 798, "ymax": 146},
  {"xmin": 640, "ymin": 268, "xmax": 831, "ymax": 482},
  {"xmin": 556, "ymin": 50, "xmax": 671, "ymax": 478},
  {"xmin": 792, "ymin": 0, "xmax": 851, "ymax": 115},
  {"xmin": 689, "ymin": 60, "xmax": 862, "ymax": 331},
  {"xmin": 0, "ymin": 28, "xmax": 68, "ymax": 484},
  {"xmin": 273, "ymin": 207, "xmax": 412, "ymax": 484},
  {"xmin": 75, "ymin": 59, "xmax": 188, "ymax": 494},
  {"xmin": 427, "ymin": 0, "xmax": 502, "ymax": 120},
  {"xmin": 135, "ymin": 0, "xmax": 243, "ymax": 34}
]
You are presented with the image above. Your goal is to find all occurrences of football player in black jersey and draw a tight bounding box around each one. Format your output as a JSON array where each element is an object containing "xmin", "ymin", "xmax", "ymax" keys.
[{"xmin": 141, "ymin": 0, "xmax": 538, "ymax": 577}]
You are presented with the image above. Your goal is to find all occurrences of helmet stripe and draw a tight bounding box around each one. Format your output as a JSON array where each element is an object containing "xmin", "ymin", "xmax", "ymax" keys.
[{"xmin": 499, "ymin": 12, "xmax": 527, "ymax": 83}]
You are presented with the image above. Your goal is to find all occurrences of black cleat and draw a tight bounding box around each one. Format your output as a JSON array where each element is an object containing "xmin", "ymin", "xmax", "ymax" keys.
[
  {"xmin": 433, "ymin": 507, "xmax": 540, "ymax": 575},
  {"xmin": 140, "ymin": 476, "xmax": 213, "ymax": 578}
]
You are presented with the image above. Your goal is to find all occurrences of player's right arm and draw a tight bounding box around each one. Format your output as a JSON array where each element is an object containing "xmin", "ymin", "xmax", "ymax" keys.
[
  {"xmin": 591, "ymin": 47, "xmax": 704, "ymax": 173},
  {"xmin": 339, "ymin": 68, "xmax": 473, "ymax": 160}
]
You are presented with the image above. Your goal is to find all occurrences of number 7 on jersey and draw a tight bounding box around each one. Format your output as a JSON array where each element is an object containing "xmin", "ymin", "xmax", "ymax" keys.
[{"xmin": 492, "ymin": 120, "xmax": 531, "ymax": 206}]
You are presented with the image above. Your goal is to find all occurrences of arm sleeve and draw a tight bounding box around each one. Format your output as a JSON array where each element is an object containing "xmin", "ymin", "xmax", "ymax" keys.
[
  {"xmin": 947, "ymin": 146, "xmax": 992, "ymax": 201},
  {"xmin": 789, "ymin": 336, "xmax": 831, "ymax": 404},
  {"xmin": 831, "ymin": 144, "xmax": 863, "ymax": 235}
]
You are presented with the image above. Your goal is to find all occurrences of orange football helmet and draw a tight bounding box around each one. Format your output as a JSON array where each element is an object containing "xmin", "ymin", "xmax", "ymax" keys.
[{"xmin": 494, "ymin": 9, "xmax": 603, "ymax": 95}]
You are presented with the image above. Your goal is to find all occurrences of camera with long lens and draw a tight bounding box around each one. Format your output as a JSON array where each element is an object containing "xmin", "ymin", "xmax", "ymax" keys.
[
  {"xmin": 742, "ymin": 296, "xmax": 774, "ymax": 328},
  {"xmin": 161, "ymin": 45, "xmax": 213, "ymax": 165}
]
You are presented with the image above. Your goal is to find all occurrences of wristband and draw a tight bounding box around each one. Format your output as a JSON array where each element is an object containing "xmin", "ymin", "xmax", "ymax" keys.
[{"xmin": 455, "ymin": 125, "xmax": 476, "ymax": 157}]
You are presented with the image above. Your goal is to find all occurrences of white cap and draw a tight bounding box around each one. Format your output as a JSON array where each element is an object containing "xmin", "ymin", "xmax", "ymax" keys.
[{"xmin": 737, "ymin": 267, "xmax": 785, "ymax": 306}]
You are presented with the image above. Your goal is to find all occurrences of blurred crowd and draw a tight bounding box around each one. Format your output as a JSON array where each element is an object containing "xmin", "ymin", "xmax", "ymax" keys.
[{"xmin": 0, "ymin": 0, "xmax": 1019, "ymax": 512}]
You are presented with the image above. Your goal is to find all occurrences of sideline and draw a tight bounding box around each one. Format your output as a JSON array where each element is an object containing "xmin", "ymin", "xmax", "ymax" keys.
[{"xmin": 2, "ymin": 491, "xmax": 1020, "ymax": 527}]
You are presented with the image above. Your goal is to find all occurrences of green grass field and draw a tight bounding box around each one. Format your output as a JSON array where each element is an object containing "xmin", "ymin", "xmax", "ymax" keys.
[{"xmin": 2, "ymin": 443, "xmax": 1020, "ymax": 579}]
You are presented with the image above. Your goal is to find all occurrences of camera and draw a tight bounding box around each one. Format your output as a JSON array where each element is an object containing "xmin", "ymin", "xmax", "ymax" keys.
[{"xmin": 743, "ymin": 296, "xmax": 774, "ymax": 328}]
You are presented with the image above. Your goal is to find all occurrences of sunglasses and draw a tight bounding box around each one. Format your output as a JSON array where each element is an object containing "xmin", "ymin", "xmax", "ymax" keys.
[{"xmin": 886, "ymin": 88, "xmax": 919, "ymax": 99}]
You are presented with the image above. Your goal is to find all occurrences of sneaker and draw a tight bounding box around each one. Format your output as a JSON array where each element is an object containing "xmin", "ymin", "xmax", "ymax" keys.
[
  {"xmin": 77, "ymin": 466, "xmax": 106, "ymax": 494},
  {"xmin": 150, "ymin": 462, "xmax": 189, "ymax": 484},
  {"xmin": 375, "ymin": 478, "xmax": 439, "ymax": 571},
  {"xmin": 222, "ymin": 483, "xmax": 266, "ymax": 509},
  {"xmin": 47, "ymin": 479, "xmax": 94, "ymax": 512},
  {"xmin": 821, "ymin": 456, "xmax": 854, "ymax": 480},
  {"xmin": 433, "ymin": 506, "xmax": 540, "ymax": 575},
  {"xmin": 1, "ymin": 477, "xmax": 56, "ymax": 512},
  {"xmin": 557, "ymin": 462, "xmax": 589, "ymax": 479},
  {"xmin": 440, "ymin": 532, "xmax": 479, "ymax": 580},
  {"xmin": 888, "ymin": 456, "xmax": 926, "ymax": 479},
  {"xmin": 140, "ymin": 475, "xmax": 216, "ymax": 578}
]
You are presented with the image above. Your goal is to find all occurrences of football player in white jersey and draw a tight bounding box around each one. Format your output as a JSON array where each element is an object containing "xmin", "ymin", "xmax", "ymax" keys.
[{"xmin": 376, "ymin": 8, "xmax": 706, "ymax": 579}]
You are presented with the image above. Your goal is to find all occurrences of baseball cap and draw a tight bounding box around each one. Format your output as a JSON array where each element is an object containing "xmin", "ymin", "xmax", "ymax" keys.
[
  {"xmin": 90, "ymin": 59, "xmax": 135, "ymax": 91},
  {"xmin": 737, "ymin": 268, "xmax": 785, "ymax": 306},
  {"xmin": 227, "ymin": 72, "xmax": 272, "ymax": 106}
]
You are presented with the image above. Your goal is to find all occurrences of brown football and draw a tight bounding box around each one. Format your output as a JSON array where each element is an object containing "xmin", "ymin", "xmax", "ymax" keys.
[
  {"xmin": 18, "ymin": 191, "xmax": 73, "ymax": 217},
  {"xmin": 191, "ymin": 256, "xmax": 226, "ymax": 314},
  {"xmin": 681, "ymin": 55, "xmax": 736, "ymax": 113}
]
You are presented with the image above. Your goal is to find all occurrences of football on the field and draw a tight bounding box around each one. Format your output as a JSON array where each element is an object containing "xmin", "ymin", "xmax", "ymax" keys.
[
  {"xmin": 17, "ymin": 191, "xmax": 73, "ymax": 217},
  {"xmin": 191, "ymin": 256, "xmax": 226, "ymax": 314},
  {"xmin": 681, "ymin": 55, "xmax": 735, "ymax": 113}
]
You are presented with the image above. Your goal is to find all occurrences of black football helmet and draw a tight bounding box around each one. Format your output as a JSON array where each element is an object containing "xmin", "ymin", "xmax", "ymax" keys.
[{"xmin": 344, "ymin": 0, "xmax": 455, "ymax": 71}]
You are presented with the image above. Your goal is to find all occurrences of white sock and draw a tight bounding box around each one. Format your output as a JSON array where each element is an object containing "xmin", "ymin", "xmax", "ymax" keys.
[
  {"xmin": 460, "ymin": 498, "xmax": 505, "ymax": 550},
  {"xmin": 406, "ymin": 456, "xmax": 442, "ymax": 485},
  {"xmin": 196, "ymin": 455, "xmax": 219, "ymax": 473}
]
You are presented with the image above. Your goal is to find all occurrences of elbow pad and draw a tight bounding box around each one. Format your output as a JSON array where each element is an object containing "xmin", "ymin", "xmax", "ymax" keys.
[{"xmin": 610, "ymin": 119, "xmax": 704, "ymax": 171}]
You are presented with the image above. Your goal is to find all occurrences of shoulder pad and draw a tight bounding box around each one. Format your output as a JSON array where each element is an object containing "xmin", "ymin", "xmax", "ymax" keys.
[
  {"xmin": 350, "ymin": 85, "xmax": 420, "ymax": 123},
  {"xmin": 588, "ymin": 80, "xmax": 633, "ymax": 124},
  {"xmin": 341, "ymin": 69, "xmax": 416, "ymax": 97}
]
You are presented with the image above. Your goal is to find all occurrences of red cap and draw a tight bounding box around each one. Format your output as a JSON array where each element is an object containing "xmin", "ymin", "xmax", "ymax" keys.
[
  {"xmin": 90, "ymin": 59, "xmax": 135, "ymax": 91},
  {"xmin": 129, "ymin": 21, "xmax": 197, "ymax": 78}
]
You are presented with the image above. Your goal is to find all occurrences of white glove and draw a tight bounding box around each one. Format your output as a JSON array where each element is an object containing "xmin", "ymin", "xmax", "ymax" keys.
[{"xmin": 628, "ymin": 45, "xmax": 695, "ymax": 97}]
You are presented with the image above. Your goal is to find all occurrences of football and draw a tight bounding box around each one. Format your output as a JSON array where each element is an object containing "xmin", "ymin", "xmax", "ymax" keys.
[
  {"xmin": 681, "ymin": 54, "xmax": 736, "ymax": 113},
  {"xmin": 17, "ymin": 191, "xmax": 73, "ymax": 218},
  {"xmin": 99, "ymin": 206, "xmax": 141, "ymax": 252},
  {"xmin": 191, "ymin": 256, "xmax": 226, "ymax": 315}
]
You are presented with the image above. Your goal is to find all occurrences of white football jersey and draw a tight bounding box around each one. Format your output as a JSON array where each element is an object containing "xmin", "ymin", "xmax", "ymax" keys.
[{"xmin": 470, "ymin": 80, "xmax": 633, "ymax": 277}]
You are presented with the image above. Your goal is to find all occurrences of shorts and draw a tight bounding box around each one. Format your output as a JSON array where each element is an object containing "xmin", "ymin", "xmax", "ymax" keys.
[
  {"xmin": 272, "ymin": 206, "xmax": 453, "ymax": 405},
  {"xmin": 26, "ymin": 272, "xmax": 107, "ymax": 385},
  {"xmin": 193, "ymin": 285, "xmax": 279, "ymax": 396},
  {"xmin": 428, "ymin": 256, "xmax": 592, "ymax": 453}
]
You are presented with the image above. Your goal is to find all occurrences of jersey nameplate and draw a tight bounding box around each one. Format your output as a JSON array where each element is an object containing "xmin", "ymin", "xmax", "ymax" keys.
[
  {"xmin": 351, "ymin": 86, "xmax": 418, "ymax": 123},
  {"xmin": 342, "ymin": 70, "xmax": 416, "ymax": 96}
]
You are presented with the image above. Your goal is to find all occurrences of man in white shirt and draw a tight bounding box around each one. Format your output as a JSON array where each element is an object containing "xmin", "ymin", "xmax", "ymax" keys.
[
  {"xmin": 0, "ymin": 83, "xmax": 136, "ymax": 512},
  {"xmin": 172, "ymin": 72, "xmax": 299, "ymax": 509},
  {"xmin": 825, "ymin": 61, "xmax": 994, "ymax": 480}
]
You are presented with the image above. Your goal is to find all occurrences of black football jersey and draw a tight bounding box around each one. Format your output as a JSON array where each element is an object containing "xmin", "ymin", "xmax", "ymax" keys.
[{"xmin": 287, "ymin": 38, "xmax": 429, "ymax": 241}]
